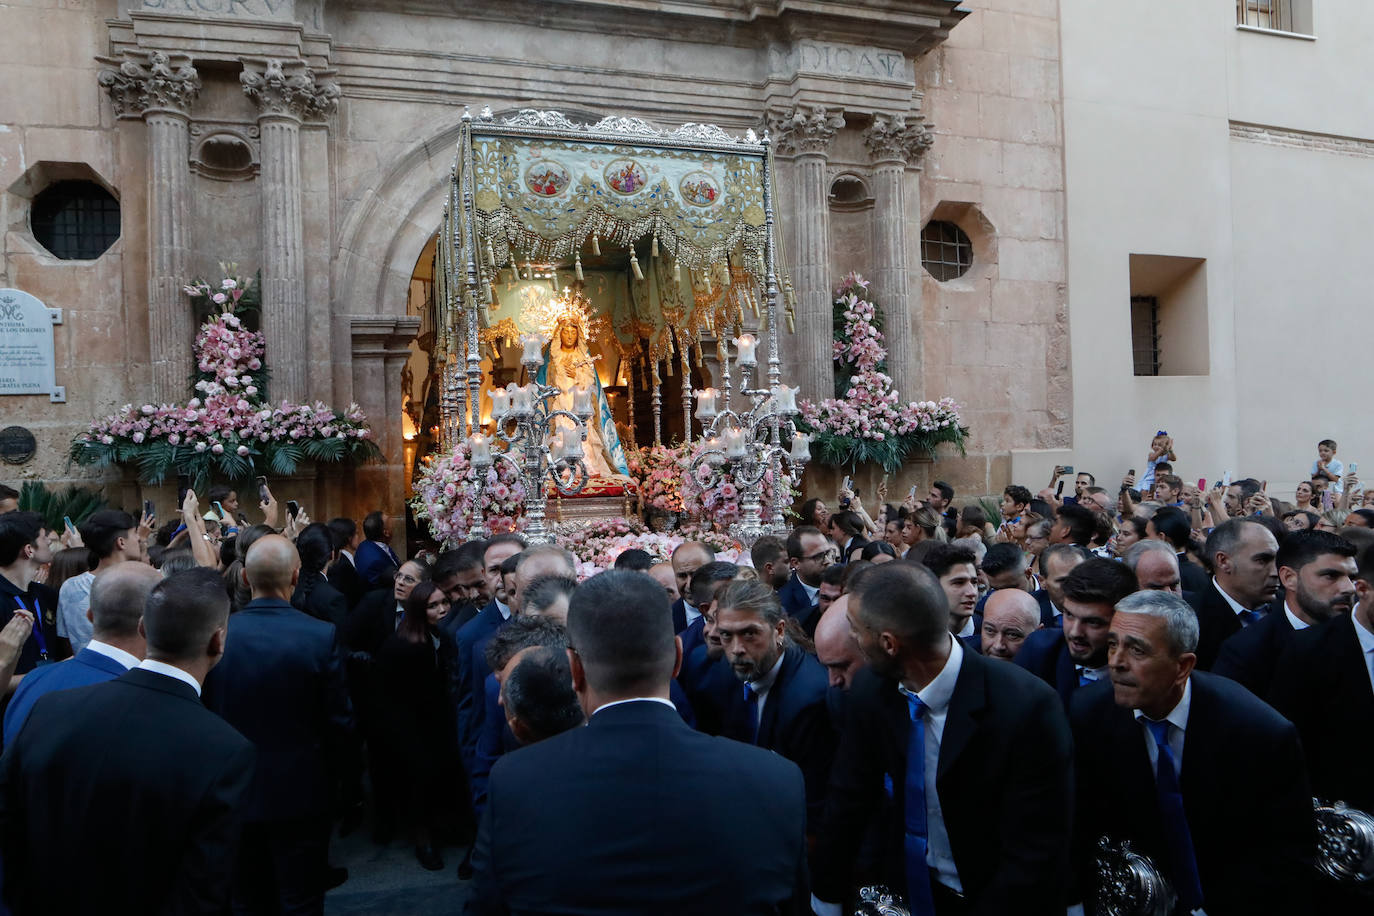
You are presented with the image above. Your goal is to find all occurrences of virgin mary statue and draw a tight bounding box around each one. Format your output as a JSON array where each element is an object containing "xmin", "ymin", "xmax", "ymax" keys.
[{"xmin": 534, "ymin": 296, "xmax": 628, "ymax": 480}]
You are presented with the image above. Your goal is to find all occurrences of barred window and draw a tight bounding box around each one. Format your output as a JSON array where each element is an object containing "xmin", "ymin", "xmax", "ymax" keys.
[
  {"xmin": 30, "ymin": 181, "xmax": 120, "ymax": 260},
  {"xmin": 1236, "ymin": 0, "xmax": 1313, "ymax": 35},
  {"xmin": 920, "ymin": 220, "xmax": 973, "ymax": 282}
]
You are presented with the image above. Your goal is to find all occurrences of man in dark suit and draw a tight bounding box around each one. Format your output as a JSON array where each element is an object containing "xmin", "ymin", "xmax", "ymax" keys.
[
  {"xmin": 1215, "ymin": 529, "xmax": 1356, "ymax": 698},
  {"xmin": 1029, "ymin": 543, "xmax": 1088, "ymax": 628},
  {"xmin": 712, "ymin": 578, "xmax": 835, "ymax": 829},
  {"xmin": 352, "ymin": 510, "xmax": 400, "ymax": 590},
  {"xmin": 433, "ymin": 540, "xmax": 490, "ymax": 637},
  {"xmin": 1071, "ymin": 590, "xmax": 1314, "ymax": 913},
  {"xmin": 453, "ymin": 535, "xmax": 526, "ymax": 752},
  {"xmin": 1146, "ymin": 506, "xmax": 1210, "ymax": 594},
  {"xmin": 3, "ymin": 561, "xmax": 159, "ymax": 745},
  {"xmin": 325, "ymin": 517, "xmax": 366, "ymax": 611},
  {"xmin": 668, "ymin": 540, "xmax": 714, "ymax": 634},
  {"xmin": 779, "ymin": 525, "xmax": 835, "ymax": 636},
  {"xmin": 203, "ymin": 535, "xmax": 355, "ymax": 915},
  {"xmin": 0, "ymin": 568, "xmax": 255, "ymax": 914},
  {"xmin": 1192, "ymin": 519, "xmax": 1280, "ymax": 669},
  {"xmin": 468, "ymin": 569, "xmax": 808, "ymax": 915},
  {"xmin": 1015, "ymin": 558, "xmax": 1136, "ymax": 709},
  {"xmin": 812, "ymin": 562, "xmax": 1074, "ymax": 915},
  {"xmin": 678, "ymin": 560, "xmax": 739, "ymax": 666}
]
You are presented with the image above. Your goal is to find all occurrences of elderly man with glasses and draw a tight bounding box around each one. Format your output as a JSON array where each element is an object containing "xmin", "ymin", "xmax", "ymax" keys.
[{"xmin": 778, "ymin": 526, "xmax": 836, "ymax": 638}]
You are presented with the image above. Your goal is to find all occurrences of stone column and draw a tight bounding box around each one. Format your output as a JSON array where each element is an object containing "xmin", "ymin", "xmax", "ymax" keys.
[
  {"xmin": 98, "ymin": 51, "xmax": 200, "ymax": 403},
  {"xmin": 769, "ymin": 106, "xmax": 844, "ymax": 404},
  {"xmin": 241, "ymin": 59, "xmax": 339, "ymax": 404},
  {"xmin": 865, "ymin": 113, "xmax": 934, "ymax": 402},
  {"xmin": 349, "ymin": 316, "xmax": 421, "ymax": 548}
]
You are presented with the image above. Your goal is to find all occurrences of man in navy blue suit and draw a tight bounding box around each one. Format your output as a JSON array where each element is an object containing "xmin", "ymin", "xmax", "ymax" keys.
[
  {"xmin": 468, "ymin": 570, "xmax": 808, "ymax": 915},
  {"xmin": 203, "ymin": 534, "xmax": 355, "ymax": 915},
  {"xmin": 779, "ymin": 525, "xmax": 834, "ymax": 636},
  {"xmin": 453, "ymin": 534, "xmax": 526, "ymax": 759},
  {"xmin": 1030, "ymin": 543, "xmax": 1088, "ymax": 628},
  {"xmin": 678, "ymin": 560, "xmax": 738, "ymax": 665},
  {"xmin": 1071, "ymin": 590, "xmax": 1314, "ymax": 913},
  {"xmin": 352, "ymin": 510, "xmax": 400, "ymax": 589},
  {"xmin": 1016, "ymin": 558, "xmax": 1137, "ymax": 708},
  {"xmin": 4, "ymin": 561, "xmax": 159, "ymax": 745},
  {"xmin": 0, "ymin": 567, "xmax": 255, "ymax": 915},
  {"xmin": 669, "ymin": 540, "xmax": 714, "ymax": 634},
  {"xmin": 713, "ymin": 578, "xmax": 835, "ymax": 831}
]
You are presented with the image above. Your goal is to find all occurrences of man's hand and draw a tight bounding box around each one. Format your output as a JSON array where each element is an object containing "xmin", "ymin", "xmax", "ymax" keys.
[
  {"xmin": 1245, "ymin": 492, "xmax": 1274, "ymax": 517},
  {"xmin": 137, "ymin": 509, "xmax": 155, "ymax": 543},
  {"xmin": 60, "ymin": 523, "xmax": 84, "ymax": 550},
  {"xmin": 1121, "ymin": 471, "xmax": 1137, "ymax": 490},
  {"xmin": 0, "ymin": 609, "xmax": 34, "ymax": 654}
]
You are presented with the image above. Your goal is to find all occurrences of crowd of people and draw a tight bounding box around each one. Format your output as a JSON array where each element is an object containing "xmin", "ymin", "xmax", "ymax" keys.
[{"xmin": 0, "ymin": 427, "xmax": 1368, "ymax": 915}]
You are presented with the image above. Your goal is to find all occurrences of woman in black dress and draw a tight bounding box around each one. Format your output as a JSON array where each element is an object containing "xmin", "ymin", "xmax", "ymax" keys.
[{"xmin": 372, "ymin": 580, "xmax": 452, "ymax": 870}]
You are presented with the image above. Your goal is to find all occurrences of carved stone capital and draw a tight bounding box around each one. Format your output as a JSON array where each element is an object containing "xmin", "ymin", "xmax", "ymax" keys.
[
  {"xmin": 864, "ymin": 113, "xmax": 934, "ymax": 165},
  {"xmin": 241, "ymin": 59, "xmax": 340, "ymax": 122},
  {"xmin": 767, "ymin": 105, "xmax": 845, "ymax": 157},
  {"xmin": 97, "ymin": 50, "xmax": 201, "ymax": 120}
]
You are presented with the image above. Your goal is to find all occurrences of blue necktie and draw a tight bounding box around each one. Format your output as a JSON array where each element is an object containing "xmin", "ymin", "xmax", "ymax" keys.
[
  {"xmin": 1077, "ymin": 666, "xmax": 1093, "ymax": 687},
  {"xmin": 1145, "ymin": 719, "xmax": 1204, "ymax": 910},
  {"xmin": 904, "ymin": 694, "xmax": 937, "ymax": 916},
  {"xmin": 1239, "ymin": 609, "xmax": 1260, "ymax": 627},
  {"xmin": 743, "ymin": 683, "xmax": 759, "ymax": 744}
]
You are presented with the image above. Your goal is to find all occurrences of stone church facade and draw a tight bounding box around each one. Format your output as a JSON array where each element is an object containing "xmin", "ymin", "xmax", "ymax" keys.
[{"xmin": 1, "ymin": 0, "xmax": 1068, "ymax": 520}]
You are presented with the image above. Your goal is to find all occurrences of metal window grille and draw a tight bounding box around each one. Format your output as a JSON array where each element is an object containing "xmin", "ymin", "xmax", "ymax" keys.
[
  {"xmin": 1237, "ymin": 0, "xmax": 1294, "ymax": 32},
  {"xmin": 30, "ymin": 181, "xmax": 121, "ymax": 260},
  {"xmin": 920, "ymin": 220, "xmax": 973, "ymax": 281},
  {"xmin": 1131, "ymin": 295, "xmax": 1160, "ymax": 377}
]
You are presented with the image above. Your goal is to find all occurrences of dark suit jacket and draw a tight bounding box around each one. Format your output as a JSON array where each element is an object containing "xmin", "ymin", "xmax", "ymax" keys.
[
  {"xmin": 813, "ymin": 649, "xmax": 1074, "ymax": 913},
  {"xmin": 1013, "ymin": 627, "xmax": 1080, "ymax": 709},
  {"xmin": 1028, "ymin": 588, "xmax": 1059, "ymax": 628},
  {"xmin": 670, "ymin": 597, "xmax": 689, "ymax": 635},
  {"xmin": 326, "ymin": 554, "xmax": 365, "ymax": 611},
  {"xmin": 1211, "ymin": 604, "xmax": 1299, "ymax": 700},
  {"xmin": 454, "ymin": 600, "xmax": 508, "ymax": 763},
  {"xmin": 202, "ymin": 598, "xmax": 355, "ymax": 823},
  {"xmin": 778, "ymin": 573, "xmax": 819, "ymax": 635},
  {"xmin": 1270, "ymin": 613, "xmax": 1374, "ymax": 814},
  {"xmin": 1178, "ymin": 555, "xmax": 1210, "ymax": 595},
  {"xmin": 353, "ymin": 539, "xmax": 400, "ymax": 589},
  {"xmin": 469, "ymin": 700, "xmax": 808, "ymax": 915},
  {"xmin": 1070, "ymin": 673, "xmax": 1314, "ymax": 913},
  {"xmin": 1193, "ymin": 580, "xmax": 1251, "ymax": 671},
  {"xmin": 717, "ymin": 646, "xmax": 836, "ymax": 829},
  {"xmin": 291, "ymin": 572, "xmax": 349, "ymax": 631},
  {"xmin": 678, "ymin": 616, "xmax": 704, "ymax": 665},
  {"xmin": 3, "ymin": 646, "xmax": 128, "ymax": 746},
  {"xmin": 0, "ymin": 668, "xmax": 254, "ymax": 914},
  {"xmin": 343, "ymin": 587, "xmax": 399, "ymax": 654}
]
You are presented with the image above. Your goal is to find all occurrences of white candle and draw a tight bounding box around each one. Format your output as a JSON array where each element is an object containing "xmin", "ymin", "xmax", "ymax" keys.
[
  {"xmin": 520, "ymin": 333, "xmax": 547, "ymax": 364},
  {"xmin": 723, "ymin": 428, "xmax": 747, "ymax": 459},
  {"xmin": 489, "ymin": 387, "xmax": 510, "ymax": 417},
  {"xmin": 572, "ymin": 384, "xmax": 594, "ymax": 418},
  {"xmin": 733, "ymin": 333, "xmax": 758, "ymax": 367},
  {"xmin": 771, "ymin": 385, "xmax": 797, "ymax": 414},
  {"xmin": 694, "ymin": 388, "xmax": 718, "ymax": 421},
  {"xmin": 705, "ymin": 437, "xmax": 725, "ymax": 466},
  {"xmin": 469, "ymin": 434, "xmax": 492, "ymax": 466},
  {"xmin": 789, "ymin": 433, "xmax": 811, "ymax": 462},
  {"xmin": 549, "ymin": 431, "xmax": 566, "ymax": 461},
  {"xmin": 564, "ymin": 432, "xmax": 584, "ymax": 459},
  {"xmin": 512, "ymin": 385, "xmax": 533, "ymax": 415}
]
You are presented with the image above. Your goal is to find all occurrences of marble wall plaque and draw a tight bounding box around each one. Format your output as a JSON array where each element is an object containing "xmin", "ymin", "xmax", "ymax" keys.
[{"xmin": 0, "ymin": 289, "xmax": 65, "ymax": 403}]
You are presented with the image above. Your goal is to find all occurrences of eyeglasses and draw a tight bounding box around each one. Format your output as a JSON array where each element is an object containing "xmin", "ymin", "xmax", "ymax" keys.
[
  {"xmin": 802, "ymin": 549, "xmax": 838, "ymax": 563},
  {"xmin": 396, "ymin": 573, "xmax": 421, "ymax": 586}
]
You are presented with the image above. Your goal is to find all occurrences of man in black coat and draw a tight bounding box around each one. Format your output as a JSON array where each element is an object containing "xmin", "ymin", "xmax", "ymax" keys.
[
  {"xmin": 812, "ymin": 562, "xmax": 1074, "ymax": 916},
  {"xmin": 203, "ymin": 535, "xmax": 355, "ymax": 915},
  {"xmin": 325, "ymin": 516, "xmax": 366, "ymax": 611},
  {"xmin": 1192, "ymin": 519, "xmax": 1279, "ymax": 670},
  {"xmin": 669, "ymin": 540, "xmax": 715, "ymax": 634},
  {"xmin": 778, "ymin": 526, "xmax": 835, "ymax": 636},
  {"xmin": 0, "ymin": 568, "xmax": 254, "ymax": 914},
  {"xmin": 712, "ymin": 578, "xmax": 836, "ymax": 830},
  {"xmin": 1071, "ymin": 590, "xmax": 1314, "ymax": 914},
  {"xmin": 1214, "ymin": 529, "xmax": 1356, "ymax": 699},
  {"xmin": 468, "ymin": 570, "xmax": 808, "ymax": 915}
]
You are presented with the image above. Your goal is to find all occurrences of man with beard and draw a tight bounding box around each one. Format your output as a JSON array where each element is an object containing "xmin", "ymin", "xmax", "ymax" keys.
[
  {"xmin": 1015, "ymin": 559, "xmax": 1137, "ymax": 709},
  {"xmin": 1214, "ymin": 530, "xmax": 1355, "ymax": 699},
  {"xmin": 1193, "ymin": 519, "xmax": 1280, "ymax": 670},
  {"xmin": 713, "ymin": 579, "xmax": 834, "ymax": 831},
  {"xmin": 749, "ymin": 536, "xmax": 790, "ymax": 590},
  {"xmin": 812, "ymin": 563, "xmax": 1072, "ymax": 915}
]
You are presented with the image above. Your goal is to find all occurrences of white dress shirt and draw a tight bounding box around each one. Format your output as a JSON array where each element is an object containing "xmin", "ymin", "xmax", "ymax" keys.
[
  {"xmin": 1133, "ymin": 677, "xmax": 1192, "ymax": 775},
  {"xmin": 799, "ymin": 579, "xmax": 819, "ymax": 606},
  {"xmin": 591, "ymin": 696, "xmax": 678, "ymax": 717},
  {"xmin": 1352, "ymin": 612, "xmax": 1374, "ymax": 695},
  {"xmin": 896, "ymin": 635, "xmax": 965, "ymax": 894},
  {"xmin": 83, "ymin": 639, "xmax": 139, "ymax": 670},
  {"xmin": 137, "ymin": 659, "xmax": 202, "ymax": 696},
  {"xmin": 1283, "ymin": 605, "xmax": 1310, "ymax": 631},
  {"xmin": 1212, "ymin": 577, "xmax": 1265, "ymax": 624},
  {"xmin": 745, "ymin": 652, "xmax": 786, "ymax": 724},
  {"xmin": 683, "ymin": 598, "xmax": 702, "ymax": 628},
  {"xmin": 496, "ymin": 598, "xmax": 513, "ymax": 621}
]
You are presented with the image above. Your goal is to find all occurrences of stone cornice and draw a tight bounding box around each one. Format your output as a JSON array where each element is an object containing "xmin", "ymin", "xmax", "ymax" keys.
[
  {"xmin": 241, "ymin": 58, "xmax": 341, "ymax": 122},
  {"xmin": 96, "ymin": 49, "xmax": 201, "ymax": 120},
  {"xmin": 768, "ymin": 105, "xmax": 844, "ymax": 157},
  {"xmin": 864, "ymin": 112, "xmax": 934, "ymax": 165}
]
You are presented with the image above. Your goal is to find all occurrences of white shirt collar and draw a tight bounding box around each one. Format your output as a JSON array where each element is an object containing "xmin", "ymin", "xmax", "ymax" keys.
[
  {"xmin": 799, "ymin": 578, "xmax": 819, "ymax": 604},
  {"xmin": 898, "ymin": 635, "xmax": 964, "ymax": 715},
  {"xmin": 83, "ymin": 639, "xmax": 139, "ymax": 670},
  {"xmin": 1133, "ymin": 676, "xmax": 1192, "ymax": 734},
  {"xmin": 1283, "ymin": 605, "xmax": 1311, "ymax": 631},
  {"xmin": 592, "ymin": 697, "xmax": 678, "ymax": 716},
  {"xmin": 340, "ymin": 549, "xmax": 355, "ymax": 564},
  {"xmin": 747, "ymin": 651, "xmax": 787, "ymax": 695},
  {"xmin": 1352, "ymin": 610, "xmax": 1374, "ymax": 657},
  {"xmin": 955, "ymin": 615, "xmax": 975, "ymax": 638},
  {"xmin": 137, "ymin": 659, "xmax": 202, "ymax": 696},
  {"xmin": 1213, "ymin": 577, "xmax": 1262, "ymax": 617},
  {"xmin": 496, "ymin": 598, "xmax": 512, "ymax": 621}
]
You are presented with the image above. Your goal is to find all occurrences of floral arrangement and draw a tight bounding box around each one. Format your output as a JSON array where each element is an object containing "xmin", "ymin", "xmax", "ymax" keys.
[
  {"xmin": 680, "ymin": 440, "xmax": 797, "ymax": 529},
  {"xmin": 411, "ymin": 441, "xmax": 528, "ymax": 545},
  {"xmin": 798, "ymin": 273, "xmax": 969, "ymax": 474},
  {"xmin": 70, "ymin": 274, "xmax": 379, "ymax": 485},
  {"xmin": 626, "ymin": 444, "xmax": 687, "ymax": 514},
  {"xmin": 556, "ymin": 517, "xmax": 744, "ymax": 579}
]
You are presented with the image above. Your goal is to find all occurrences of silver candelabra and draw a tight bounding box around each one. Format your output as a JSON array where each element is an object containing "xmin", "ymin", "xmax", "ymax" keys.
[{"xmin": 468, "ymin": 346, "xmax": 592, "ymax": 544}]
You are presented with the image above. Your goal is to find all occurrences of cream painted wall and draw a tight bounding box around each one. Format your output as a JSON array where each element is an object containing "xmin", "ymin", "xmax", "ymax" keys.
[{"xmin": 1060, "ymin": 0, "xmax": 1374, "ymax": 500}]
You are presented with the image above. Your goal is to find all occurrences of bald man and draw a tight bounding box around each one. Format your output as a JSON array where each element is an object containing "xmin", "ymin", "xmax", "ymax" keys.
[
  {"xmin": 670, "ymin": 541, "xmax": 715, "ymax": 633},
  {"xmin": 203, "ymin": 534, "xmax": 355, "ymax": 915},
  {"xmin": 978, "ymin": 589, "xmax": 1043, "ymax": 661},
  {"xmin": 814, "ymin": 596, "xmax": 865, "ymax": 690},
  {"xmin": 4, "ymin": 561, "xmax": 160, "ymax": 744},
  {"xmin": 648, "ymin": 562, "xmax": 679, "ymax": 602}
]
